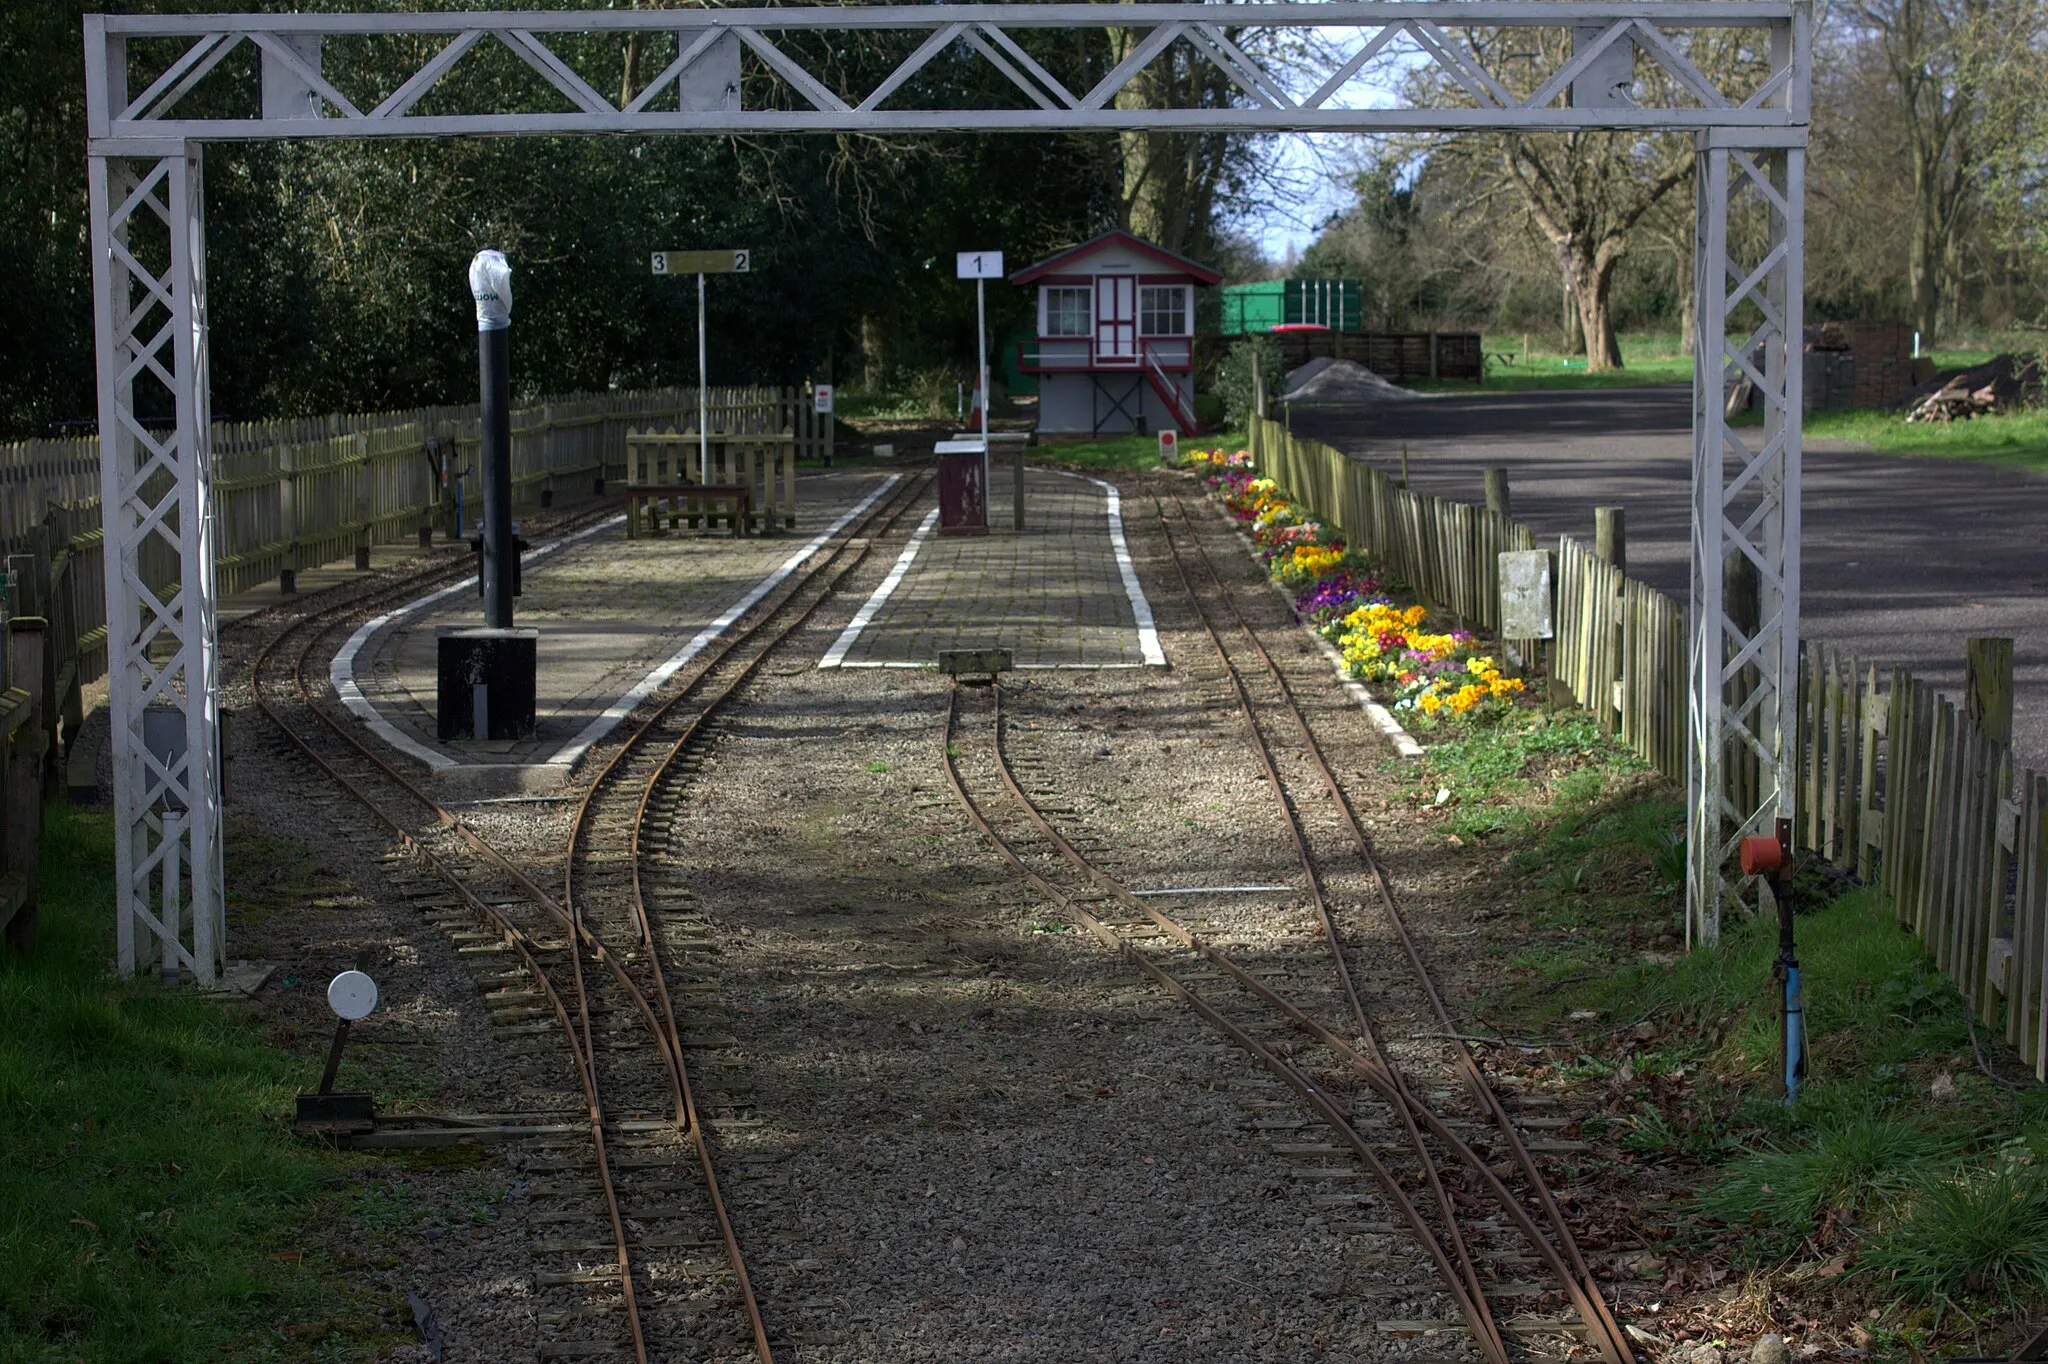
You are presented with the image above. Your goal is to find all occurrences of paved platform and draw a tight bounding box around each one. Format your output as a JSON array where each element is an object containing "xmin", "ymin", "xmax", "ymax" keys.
[
  {"xmin": 339, "ymin": 471, "xmax": 900, "ymax": 790},
  {"xmin": 820, "ymin": 468, "xmax": 1163, "ymax": 669}
]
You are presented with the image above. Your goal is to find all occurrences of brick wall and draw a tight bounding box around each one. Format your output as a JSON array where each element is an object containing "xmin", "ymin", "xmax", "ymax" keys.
[{"xmin": 1844, "ymin": 320, "xmax": 1913, "ymax": 408}]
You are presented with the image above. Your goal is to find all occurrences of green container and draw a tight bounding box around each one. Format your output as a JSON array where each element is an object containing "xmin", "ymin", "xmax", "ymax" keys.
[
  {"xmin": 1218, "ymin": 279, "xmax": 1362, "ymax": 335},
  {"xmin": 998, "ymin": 327, "xmax": 1037, "ymax": 396}
]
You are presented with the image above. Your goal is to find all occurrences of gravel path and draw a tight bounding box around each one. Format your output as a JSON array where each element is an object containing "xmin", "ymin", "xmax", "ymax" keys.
[{"xmin": 195, "ymin": 474, "xmax": 1594, "ymax": 1363}]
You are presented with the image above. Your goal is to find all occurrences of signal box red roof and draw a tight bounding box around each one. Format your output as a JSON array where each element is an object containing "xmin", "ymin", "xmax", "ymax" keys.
[{"xmin": 1009, "ymin": 230, "xmax": 1223, "ymax": 286}]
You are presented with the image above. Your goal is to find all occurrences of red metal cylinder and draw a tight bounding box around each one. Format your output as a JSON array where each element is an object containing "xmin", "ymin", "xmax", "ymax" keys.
[{"xmin": 937, "ymin": 449, "xmax": 988, "ymax": 536}]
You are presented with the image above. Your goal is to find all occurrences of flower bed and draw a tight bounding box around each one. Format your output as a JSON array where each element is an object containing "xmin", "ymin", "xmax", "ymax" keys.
[{"xmin": 1171, "ymin": 446, "xmax": 1524, "ymax": 726}]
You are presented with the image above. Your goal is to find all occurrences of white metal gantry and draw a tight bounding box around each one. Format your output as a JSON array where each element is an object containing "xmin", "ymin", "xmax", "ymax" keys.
[{"xmin": 82, "ymin": 3, "xmax": 1808, "ymax": 977}]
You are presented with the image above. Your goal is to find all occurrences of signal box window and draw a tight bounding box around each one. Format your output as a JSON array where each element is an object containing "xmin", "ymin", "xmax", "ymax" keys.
[
  {"xmin": 1140, "ymin": 286, "xmax": 1188, "ymax": 337},
  {"xmin": 1043, "ymin": 287, "xmax": 1091, "ymax": 337}
]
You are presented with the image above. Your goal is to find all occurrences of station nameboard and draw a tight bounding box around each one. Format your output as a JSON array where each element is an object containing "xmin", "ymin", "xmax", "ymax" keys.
[{"xmin": 652, "ymin": 249, "xmax": 751, "ymax": 275}]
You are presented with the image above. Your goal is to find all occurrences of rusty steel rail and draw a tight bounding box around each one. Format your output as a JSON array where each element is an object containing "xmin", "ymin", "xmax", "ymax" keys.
[
  {"xmin": 931, "ymin": 481, "xmax": 1639, "ymax": 1363},
  {"xmin": 977, "ymin": 678, "xmax": 1631, "ymax": 1362},
  {"xmin": 939, "ymin": 683, "xmax": 1512, "ymax": 1361},
  {"xmin": 560, "ymin": 471, "xmax": 931, "ymax": 1363},
  {"xmin": 1155, "ymin": 488, "xmax": 1635, "ymax": 1364},
  {"xmin": 248, "ymin": 475, "xmax": 926, "ymax": 1364}
]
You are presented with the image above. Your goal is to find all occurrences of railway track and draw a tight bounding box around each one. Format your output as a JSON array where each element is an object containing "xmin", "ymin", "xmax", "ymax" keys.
[
  {"xmin": 938, "ymin": 480, "xmax": 1637, "ymax": 1364},
  {"xmin": 246, "ymin": 473, "xmax": 929, "ymax": 1363}
]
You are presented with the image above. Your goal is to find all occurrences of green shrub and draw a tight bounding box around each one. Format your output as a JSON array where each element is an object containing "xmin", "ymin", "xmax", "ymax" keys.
[{"xmin": 1212, "ymin": 336, "xmax": 1283, "ymax": 430}]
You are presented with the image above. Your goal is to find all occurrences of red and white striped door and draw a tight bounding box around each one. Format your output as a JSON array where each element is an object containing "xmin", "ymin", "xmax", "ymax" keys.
[{"xmin": 1094, "ymin": 276, "xmax": 1137, "ymax": 365}]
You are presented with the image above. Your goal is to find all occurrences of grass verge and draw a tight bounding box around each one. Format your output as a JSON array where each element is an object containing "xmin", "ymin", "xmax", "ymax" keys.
[
  {"xmin": 0, "ymin": 805, "xmax": 405, "ymax": 1362},
  {"xmin": 1795, "ymin": 405, "xmax": 2048, "ymax": 472},
  {"xmin": 1425, "ymin": 704, "xmax": 2048, "ymax": 1355},
  {"xmin": 1032, "ymin": 430, "xmax": 1247, "ymax": 474}
]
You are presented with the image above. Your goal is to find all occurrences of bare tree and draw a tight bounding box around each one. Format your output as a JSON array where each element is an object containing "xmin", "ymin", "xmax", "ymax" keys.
[
  {"xmin": 1835, "ymin": 0, "xmax": 2003, "ymax": 339},
  {"xmin": 1399, "ymin": 26, "xmax": 1768, "ymax": 368}
]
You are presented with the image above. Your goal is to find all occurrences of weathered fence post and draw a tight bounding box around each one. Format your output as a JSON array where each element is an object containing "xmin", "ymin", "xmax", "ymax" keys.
[
  {"xmin": 278, "ymin": 439, "xmax": 298, "ymax": 591},
  {"xmin": 1966, "ymin": 637, "xmax": 2015, "ymax": 747},
  {"xmin": 1483, "ymin": 467, "xmax": 1510, "ymax": 517},
  {"xmin": 1595, "ymin": 506, "xmax": 1626, "ymax": 574},
  {"xmin": 2, "ymin": 616, "xmax": 44, "ymax": 954}
]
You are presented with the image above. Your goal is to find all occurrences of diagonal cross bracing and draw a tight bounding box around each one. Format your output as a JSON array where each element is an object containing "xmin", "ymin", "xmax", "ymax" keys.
[
  {"xmin": 87, "ymin": 5, "xmax": 1806, "ymax": 143},
  {"xmin": 1687, "ymin": 128, "xmax": 1806, "ymax": 947},
  {"xmin": 83, "ymin": 3, "xmax": 1808, "ymax": 981}
]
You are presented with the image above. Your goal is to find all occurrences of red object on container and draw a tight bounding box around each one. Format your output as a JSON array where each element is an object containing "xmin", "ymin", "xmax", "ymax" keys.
[
  {"xmin": 936, "ymin": 447, "xmax": 988, "ymax": 536},
  {"xmin": 1270, "ymin": 323, "xmax": 1332, "ymax": 333},
  {"xmin": 1739, "ymin": 835, "xmax": 1785, "ymax": 877}
]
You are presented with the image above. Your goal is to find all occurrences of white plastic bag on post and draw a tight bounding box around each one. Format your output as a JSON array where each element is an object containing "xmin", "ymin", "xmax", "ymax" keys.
[{"xmin": 469, "ymin": 249, "xmax": 513, "ymax": 331}]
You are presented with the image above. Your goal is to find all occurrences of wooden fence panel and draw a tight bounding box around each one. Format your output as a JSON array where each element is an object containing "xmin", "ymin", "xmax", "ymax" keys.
[
  {"xmin": 1247, "ymin": 417, "xmax": 2048, "ymax": 1070},
  {"xmin": 0, "ymin": 385, "xmax": 804, "ymax": 724}
]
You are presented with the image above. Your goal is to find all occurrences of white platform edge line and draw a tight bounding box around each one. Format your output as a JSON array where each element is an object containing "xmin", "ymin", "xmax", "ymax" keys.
[
  {"xmin": 1050, "ymin": 468, "xmax": 1166, "ymax": 666},
  {"xmin": 819, "ymin": 505, "xmax": 939, "ymax": 668},
  {"xmin": 543, "ymin": 473, "xmax": 904, "ymax": 768},
  {"xmin": 332, "ymin": 513, "xmax": 628, "ymax": 771},
  {"xmin": 826, "ymin": 661, "xmax": 1152, "ymax": 671}
]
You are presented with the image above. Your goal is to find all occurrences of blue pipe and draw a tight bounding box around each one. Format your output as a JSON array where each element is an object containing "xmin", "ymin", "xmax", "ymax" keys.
[{"xmin": 1783, "ymin": 962, "xmax": 1805, "ymax": 1104}]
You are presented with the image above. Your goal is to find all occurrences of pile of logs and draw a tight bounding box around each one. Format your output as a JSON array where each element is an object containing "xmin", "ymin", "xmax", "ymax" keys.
[
  {"xmin": 1907, "ymin": 376, "xmax": 2005, "ymax": 423},
  {"xmin": 1902, "ymin": 352, "xmax": 2042, "ymax": 424}
]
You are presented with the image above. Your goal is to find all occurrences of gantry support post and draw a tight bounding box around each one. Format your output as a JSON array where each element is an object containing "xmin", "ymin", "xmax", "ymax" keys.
[
  {"xmin": 88, "ymin": 142, "xmax": 226, "ymax": 985},
  {"xmin": 1687, "ymin": 117, "xmax": 1807, "ymax": 946}
]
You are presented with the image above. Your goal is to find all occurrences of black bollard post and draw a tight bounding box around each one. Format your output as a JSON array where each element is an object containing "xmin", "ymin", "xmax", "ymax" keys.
[{"xmin": 470, "ymin": 250, "xmax": 515, "ymax": 630}]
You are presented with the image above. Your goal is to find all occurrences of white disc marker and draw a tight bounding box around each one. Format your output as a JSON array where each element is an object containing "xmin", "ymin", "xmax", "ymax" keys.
[{"xmin": 327, "ymin": 970, "xmax": 379, "ymax": 1022}]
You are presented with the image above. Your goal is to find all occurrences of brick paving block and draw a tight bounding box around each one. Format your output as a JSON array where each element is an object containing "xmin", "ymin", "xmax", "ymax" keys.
[
  {"xmin": 827, "ymin": 469, "xmax": 1159, "ymax": 669},
  {"xmin": 351, "ymin": 471, "xmax": 897, "ymax": 774}
]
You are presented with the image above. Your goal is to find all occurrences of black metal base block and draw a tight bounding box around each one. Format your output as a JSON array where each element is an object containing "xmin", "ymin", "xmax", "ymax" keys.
[
  {"xmin": 436, "ymin": 627, "xmax": 538, "ymax": 742},
  {"xmin": 295, "ymin": 1091, "xmax": 376, "ymax": 1135}
]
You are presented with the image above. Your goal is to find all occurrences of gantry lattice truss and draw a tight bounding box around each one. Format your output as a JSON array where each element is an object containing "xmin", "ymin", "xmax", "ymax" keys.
[{"xmin": 85, "ymin": 3, "xmax": 1806, "ymax": 979}]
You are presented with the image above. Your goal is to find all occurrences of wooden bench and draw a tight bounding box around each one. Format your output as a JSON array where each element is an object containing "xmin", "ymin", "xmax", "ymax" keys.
[{"xmin": 621, "ymin": 483, "xmax": 751, "ymax": 539}]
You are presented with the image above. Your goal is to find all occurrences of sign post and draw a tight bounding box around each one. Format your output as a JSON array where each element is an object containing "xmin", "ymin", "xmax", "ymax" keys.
[
  {"xmin": 468, "ymin": 250, "xmax": 515, "ymax": 629},
  {"xmin": 813, "ymin": 383, "xmax": 834, "ymax": 466},
  {"xmin": 653, "ymin": 249, "xmax": 751, "ymax": 479},
  {"xmin": 956, "ymin": 251, "xmax": 1005, "ymax": 523}
]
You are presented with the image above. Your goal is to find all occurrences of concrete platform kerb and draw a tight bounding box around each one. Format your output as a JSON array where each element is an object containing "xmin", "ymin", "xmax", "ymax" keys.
[
  {"xmin": 336, "ymin": 474, "xmax": 903, "ymax": 780},
  {"xmin": 820, "ymin": 466, "xmax": 1163, "ymax": 670}
]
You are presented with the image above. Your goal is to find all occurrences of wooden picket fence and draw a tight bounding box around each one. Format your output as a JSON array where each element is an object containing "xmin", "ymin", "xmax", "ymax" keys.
[
  {"xmin": 1253, "ymin": 418, "xmax": 1688, "ymax": 778},
  {"xmin": 1253, "ymin": 417, "xmax": 2048, "ymax": 1079},
  {"xmin": 1793, "ymin": 644, "xmax": 2048, "ymax": 1079},
  {"xmin": 0, "ymin": 384, "xmax": 831, "ymax": 727}
]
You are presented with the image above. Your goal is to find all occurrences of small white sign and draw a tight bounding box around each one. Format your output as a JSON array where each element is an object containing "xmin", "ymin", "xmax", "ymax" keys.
[
  {"xmin": 1158, "ymin": 429, "xmax": 1178, "ymax": 461},
  {"xmin": 956, "ymin": 251, "xmax": 1004, "ymax": 280},
  {"xmin": 1499, "ymin": 549, "xmax": 1556, "ymax": 639},
  {"xmin": 327, "ymin": 970, "xmax": 379, "ymax": 1022},
  {"xmin": 813, "ymin": 385, "xmax": 834, "ymax": 415}
]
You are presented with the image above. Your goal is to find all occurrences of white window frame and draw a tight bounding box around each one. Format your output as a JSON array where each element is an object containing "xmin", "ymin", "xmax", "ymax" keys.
[
  {"xmin": 1139, "ymin": 285, "xmax": 1188, "ymax": 337},
  {"xmin": 1041, "ymin": 285, "xmax": 1092, "ymax": 337}
]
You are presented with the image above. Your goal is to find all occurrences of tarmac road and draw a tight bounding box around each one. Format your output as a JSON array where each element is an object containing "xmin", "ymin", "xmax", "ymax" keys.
[{"xmin": 1287, "ymin": 385, "xmax": 2048, "ymax": 766}]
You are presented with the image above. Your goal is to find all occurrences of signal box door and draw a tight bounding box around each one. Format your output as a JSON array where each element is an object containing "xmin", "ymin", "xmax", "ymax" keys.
[{"xmin": 1094, "ymin": 276, "xmax": 1137, "ymax": 366}]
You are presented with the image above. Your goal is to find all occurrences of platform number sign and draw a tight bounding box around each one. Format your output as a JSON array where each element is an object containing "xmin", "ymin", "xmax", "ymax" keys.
[
  {"xmin": 652, "ymin": 249, "xmax": 751, "ymax": 275},
  {"xmin": 956, "ymin": 251, "xmax": 1004, "ymax": 280}
]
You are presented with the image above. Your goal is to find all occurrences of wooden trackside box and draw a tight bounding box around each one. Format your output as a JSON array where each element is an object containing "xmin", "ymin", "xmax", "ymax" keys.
[{"xmin": 936, "ymin": 648, "xmax": 1012, "ymax": 678}]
